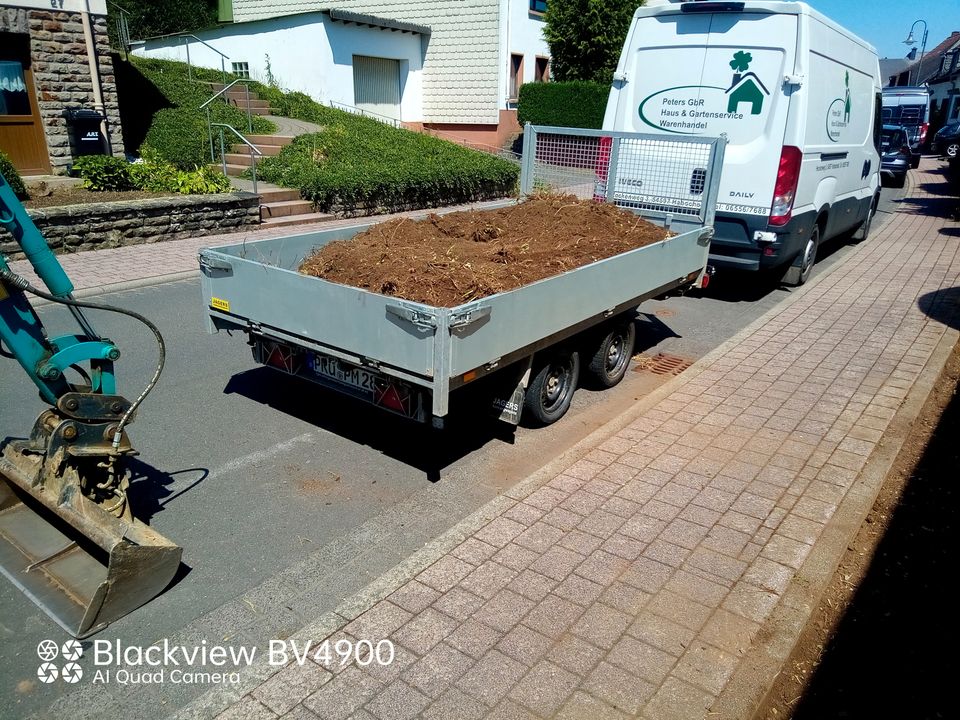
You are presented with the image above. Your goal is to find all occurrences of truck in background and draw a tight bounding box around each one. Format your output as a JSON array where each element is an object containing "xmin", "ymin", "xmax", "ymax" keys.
[
  {"xmin": 882, "ymin": 86, "xmax": 932, "ymax": 167},
  {"xmin": 603, "ymin": 0, "xmax": 882, "ymax": 286}
]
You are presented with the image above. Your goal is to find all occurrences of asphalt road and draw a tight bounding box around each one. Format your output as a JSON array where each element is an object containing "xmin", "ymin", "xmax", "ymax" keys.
[{"xmin": 0, "ymin": 186, "xmax": 904, "ymax": 718}]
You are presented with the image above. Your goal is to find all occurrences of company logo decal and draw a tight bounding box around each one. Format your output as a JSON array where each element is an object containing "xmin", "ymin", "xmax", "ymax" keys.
[
  {"xmin": 826, "ymin": 71, "xmax": 852, "ymax": 142},
  {"xmin": 36, "ymin": 639, "xmax": 84, "ymax": 684},
  {"xmin": 638, "ymin": 50, "xmax": 771, "ymax": 135}
]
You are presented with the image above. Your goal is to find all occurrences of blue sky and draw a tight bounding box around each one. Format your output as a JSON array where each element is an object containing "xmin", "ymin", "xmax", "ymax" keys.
[{"xmin": 806, "ymin": 0, "xmax": 960, "ymax": 59}]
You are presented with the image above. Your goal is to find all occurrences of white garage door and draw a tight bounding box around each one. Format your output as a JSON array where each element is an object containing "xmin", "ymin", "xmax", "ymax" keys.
[{"xmin": 353, "ymin": 55, "xmax": 401, "ymax": 121}]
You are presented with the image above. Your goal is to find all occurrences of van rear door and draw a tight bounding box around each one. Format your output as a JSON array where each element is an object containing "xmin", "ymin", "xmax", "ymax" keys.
[{"xmin": 605, "ymin": 7, "xmax": 798, "ymax": 220}]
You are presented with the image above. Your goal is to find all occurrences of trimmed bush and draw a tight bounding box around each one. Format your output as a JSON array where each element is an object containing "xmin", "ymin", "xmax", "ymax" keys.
[
  {"xmin": 258, "ymin": 128, "xmax": 518, "ymax": 213},
  {"xmin": 116, "ymin": 56, "xmax": 275, "ymax": 168},
  {"xmin": 0, "ymin": 151, "xmax": 28, "ymax": 200},
  {"xmin": 517, "ymin": 81, "xmax": 610, "ymax": 129},
  {"xmin": 74, "ymin": 152, "xmax": 231, "ymax": 194},
  {"xmin": 73, "ymin": 155, "xmax": 134, "ymax": 191}
]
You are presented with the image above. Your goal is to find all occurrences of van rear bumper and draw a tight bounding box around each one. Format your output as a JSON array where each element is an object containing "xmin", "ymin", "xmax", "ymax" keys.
[{"xmin": 707, "ymin": 210, "xmax": 818, "ymax": 272}]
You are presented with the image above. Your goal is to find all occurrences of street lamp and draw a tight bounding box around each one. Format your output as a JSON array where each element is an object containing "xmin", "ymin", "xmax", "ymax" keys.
[{"xmin": 903, "ymin": 19, "xmax": 928, "ymax": 86}]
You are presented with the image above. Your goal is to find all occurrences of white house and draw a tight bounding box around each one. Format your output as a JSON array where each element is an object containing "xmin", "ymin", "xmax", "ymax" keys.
[{"xmin": 134, "ymin": 0, "xmax": 551, "ymax": 148}]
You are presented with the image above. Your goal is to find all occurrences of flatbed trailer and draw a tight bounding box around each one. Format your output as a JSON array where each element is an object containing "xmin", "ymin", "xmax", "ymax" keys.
[{"xmin": 200, "ymin": 126, "xmax": 726, "ymax": 427}]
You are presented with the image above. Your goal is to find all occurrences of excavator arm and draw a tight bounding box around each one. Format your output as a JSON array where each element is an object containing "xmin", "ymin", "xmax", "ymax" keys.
[{"xmin": 0, "ymin": 170, "xmax": 181, "ymax": 638}]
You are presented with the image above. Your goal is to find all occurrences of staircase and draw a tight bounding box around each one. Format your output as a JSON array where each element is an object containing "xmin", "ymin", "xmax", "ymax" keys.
[{"xmin": 208, "ymin": 82, "xmax": 275, "ymax": 116}]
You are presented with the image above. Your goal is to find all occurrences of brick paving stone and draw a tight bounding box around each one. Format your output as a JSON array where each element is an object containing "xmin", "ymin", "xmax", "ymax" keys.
[
  {"xmin": 627, "ymin": 609, "xmax": 696, "ymax": 657},
  {"xmin": 303, "ymin": 666, "xmax": 380, "ymax": 720},
  {"xmin": 253, "ymin": 662, "xmax": 332, "ymax": 715},
  {"xmin": 432, "ymin": 586, "xmax": 485, "ymax": 621},
  {"xmin": 570, "ymin": 603, "xmax": 632, "ymax": 649},
  {"xmin": 558, "ymin": 528, "xmax": 604, "ymax": 556},
  {"xmin": 460, "ymin": 561, "xmax": 517, "ymax": 599},
  {"xmin": 579, "ymin": 508, "xmax": 627, "ymax": 538},
  {"xmin": 672, "ymin": 641, "xmax": 739, "ymax": 695},
  {"xmin": 507, "ymin": 568, "xmax": 558, "ymax": 602},
  {"xmin": 508, "ymin": 660, "xmax": 580, "ymax": 716},
  {"xmin": 522, "ymin": 594, "xmax": 584, "ymax": 638},
  {"xmin": 555, "ymin": 691, "xmax": 628, "ymax": 720},
  {"xmin": 703, "ymin": 523, "xmax": 752, "ymax": 557},
  {"xmin": 548, "ymin": 474, "xmax": 587, "ymax": 494},
  {"xmin": 554, "ymin": 573, "xmax": 605, "ymax": 605},
  {"xmin": 484, "ymin": 699, "xmax": 540, "ymax": 720},
  {"xmin": 528, "ymin": 546, "xmax": 585, "ymax": 581},
  {"xmin": 576, "ymin": 550, "xmax": 630, "ymax": 585},
  {"xmin": 721, "ymin": 583, "xmax": 782, "ymax": 624},
  {"xmin": 456, "ymin": 650, "xmax": 527, "ymax": 705},
  {"xmin": 664, "ymin": 569, "xmax": 729, "ymax": 607},
  {"xmin": 620, "ymin": 556, "xmax": 673, "ymax": 593},
  {"xmin": 699, "ymin": 608, "xmax": 761, "ymax": 655},
  {"xmin": 762, "ymin": 533, "xmax": 814, "ymax": 570},
  {"xmin": 474, "ymin": 517, "xmax": 527, "ymax": 549},
  {"xmin": 503, "ymin": 502, "xmax": 546, "ymax": 526},
  {"xmin": 600, "ymin": 533, "xmax": 646, "ymax": 561},
  {"xmin": 402, "ymin": 643, "xmax": 474, "ymax": 699},
  {"xmin": 277, "ymin": 705, "xmax": 319, "ymax": 720},
  {"xmin": 446, "ymin": 619, "xmax": 504, "ymax": 658},
  {"xmin": 417, "ymin": 556, "xmax": 475, "ymax": 593},
  {"xmin": 475, "ymin": 589, "xmax": 536, "ymax": 632},
  {"xmin": 642, "ymin": 676, "xmax": 715, "ymax": 720},
  {"xmin": 583, "ymin": 661, "xmax": 656, "ymax": 714},
  {"xmin": 514, "ymin": 521, "xmax": 565, "ymax": 554},
  {"xmin": 346, "ymin": 602, "xmax": 413, "ymax": 641},
  {"xmin": 497, "ymin": 623, "xmax": 554, "ymax": 666},
  {"xmin": 541, "ymin": 506, "xmax": 584, "ymax": 531},
  {"xmin": 493, "ymin": 543, "xmax": 540, "ymax": 572},
  {"xmin": 659, "ymin": 518, "xmax": 711, "ymax": 550},
  {"xmin": 364, "ymin": 681, "xmax": 431, "ymax": 720},
  {"xmin": 524, "ymin": 486, "xmax": 570, "ymax": 511},
  {"xmin": 647, "ymin": 590, "xmax": 713, "ymax": 632},
  {"xmin": 393, "ymin": 607, "xmax": 459, "ymax": 655},
  {"xmin": 600, "ymin": 581, "xmax": 651, "ymax": 615},
  {"xmin": 606, "ymin": 635, "xmax": 678, "ymax": 684},
  {"xmin": 388, "ymin": 580, "xmax": 439, "ymax": 614},
  {"xmin": 364, "ymin": 645, "xmax": 418, "ymax": 685},
  {"xmin": 642, "ymin": 539, "xmax": 692, "ymax": 568},
  {"xmin": 619, "ymin": 514, "xmax": 667, "ymax": 543},
  {"xmin": 214, "ymin": 696, "xmax": 276, "ymax": 720},
  {"xmin": 453, "ymin": 538, "xmax": 499, "ymax": 565},
  {"xmin": 421, "ymin": 688, "xmax": 488, "ymax": 720}
]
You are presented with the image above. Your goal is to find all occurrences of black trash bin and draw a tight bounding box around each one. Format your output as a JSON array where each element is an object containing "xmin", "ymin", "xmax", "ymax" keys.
[{"xmin": 63, "ymin": 108, "xmax": 108, "ymax": 156}]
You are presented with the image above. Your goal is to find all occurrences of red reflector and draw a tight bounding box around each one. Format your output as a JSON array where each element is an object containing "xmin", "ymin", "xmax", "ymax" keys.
[
  {"xmin": 763, "ymin": 246, "xmax": 776, "ymax": 256},
  {"xmin": 700, "ymin": 273, "xmax": 710, "ymax": 289},
  {"xmin": 375, "ymin": 383, "xmax": 408, "ymax": 413},
  {"xmin": 770, "ymin": 146, "xmax": 802, "ymax": 227}
]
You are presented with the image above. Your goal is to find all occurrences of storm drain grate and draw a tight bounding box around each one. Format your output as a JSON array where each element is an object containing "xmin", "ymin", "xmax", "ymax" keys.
[{"xmin": 634, "ymin": 353, "xmax": 694, "ymax": 376}]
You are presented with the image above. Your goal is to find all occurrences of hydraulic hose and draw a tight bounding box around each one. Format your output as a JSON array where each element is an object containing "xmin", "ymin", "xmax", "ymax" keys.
[{"xmin": 0, "ymin": 267, "xmax": 165, "ymax": 455}]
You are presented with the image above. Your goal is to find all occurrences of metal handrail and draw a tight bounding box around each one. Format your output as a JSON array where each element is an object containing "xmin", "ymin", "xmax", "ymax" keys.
[
  {"xmin": 328, "ymin": 100, "xmax": 403, "ymax": 128},
  {"xmin": 178, "ymin": 34, "xmax": 230, "ymax": 84},
  {"xmin": 211, "ymin": 123, "xmax": 263, "ymax": 196},
  {"xmin": 202, "ymin": 79, "xmax": 256, "ymax": 162}
]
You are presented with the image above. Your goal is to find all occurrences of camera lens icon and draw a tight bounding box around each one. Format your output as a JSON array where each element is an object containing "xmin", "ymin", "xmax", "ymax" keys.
[
  {"xmin": 61, "ymin": 639, "xmax": 83, "ymax": 662},
  {"xmin": 37, "ymin": 640, "xmax": 59, "ymax": 662},
  {"xmin": 61, "ymin": 662, "xmax": 83, "ymax": 684},
  {"xmin": 37, "ymin": 662, "xmax": 59, "ymax": 684}
]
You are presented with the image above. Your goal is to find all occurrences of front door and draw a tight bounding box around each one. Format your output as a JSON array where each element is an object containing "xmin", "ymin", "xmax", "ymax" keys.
[{"xmin": 0, "ymin": 33, "xmax": 50, "ymax": 176}]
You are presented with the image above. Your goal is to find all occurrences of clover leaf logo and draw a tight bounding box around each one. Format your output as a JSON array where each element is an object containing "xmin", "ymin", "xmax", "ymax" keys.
[{"xmin": 730, "ymin": 51, "xmax": 753, "ymax": 72}]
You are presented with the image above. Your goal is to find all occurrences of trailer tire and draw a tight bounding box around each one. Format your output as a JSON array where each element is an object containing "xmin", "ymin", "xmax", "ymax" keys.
[
  {"xmin": 587, "ymin": 319, "xmax": 636, "ymax": 388},
  {"xmin": 523, "ymin": 350, "xmax": 580, "ymax": 426}
]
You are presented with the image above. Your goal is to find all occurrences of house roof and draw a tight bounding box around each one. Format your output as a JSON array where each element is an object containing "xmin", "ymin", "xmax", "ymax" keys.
[
  {"xmin": 880, "ymin": 57, "xmax": 911, "ymax": 84},
  {"xmin": 324, "ymin": 8, "xmax": 429, "ymax": 35},
  {"xmin": 903, "ymin": 31, "xmax": 960, "ymax": 84},
  {"xmin": 725, "ymin": 72, "xmax": 769, "ymax": 96}
]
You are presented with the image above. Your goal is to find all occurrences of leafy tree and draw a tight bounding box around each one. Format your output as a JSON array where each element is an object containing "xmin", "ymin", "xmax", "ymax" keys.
[
  {"xmin": 109, "ymin": 0, "xmax": 218, "ymax": 41},
  {"xmin": 543, "ymin": 0, "xmax": 645, "ymax": 83}
]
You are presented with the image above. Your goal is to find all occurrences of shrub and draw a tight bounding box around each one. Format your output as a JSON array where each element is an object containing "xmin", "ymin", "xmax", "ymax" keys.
[
  {"xmin": 517, "ymin": 81, "xmax": 610, "ymax": 129},
  {"xmin": 73, "ymin": 155, "xmax": 134, "ymax": 191},
  {"xmin": 116, "ymin": 56, "xmax": 276, "ymax": 168},
  {"xmin": 0, "ymin": 151, "xmax": 28, "ymax": 200}
]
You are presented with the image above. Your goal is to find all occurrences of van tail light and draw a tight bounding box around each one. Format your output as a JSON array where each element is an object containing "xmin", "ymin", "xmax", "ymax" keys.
[
  {"xmin": 769, "ymin": 146, "xmax": 802, "ymax": 227},
  {"xmin": 594, "ymin": 136, "xmax": 613, "ymax": 202},
  {"xmin": 919, "ymin": 122, "xmax": 929, "ymax": 144}
]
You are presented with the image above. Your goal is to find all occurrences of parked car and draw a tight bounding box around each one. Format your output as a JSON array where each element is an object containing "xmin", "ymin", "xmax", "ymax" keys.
[
  {"xmin": 882, "ymin": 87, "xmax": 930, "ymax": 167},
  {"xmin": 933, "ymin": 122, "xmax": 960, "ymax": 159},
  {"xmin": 880, "ymin": 125, "xmax": 911, "ymax": 188}
]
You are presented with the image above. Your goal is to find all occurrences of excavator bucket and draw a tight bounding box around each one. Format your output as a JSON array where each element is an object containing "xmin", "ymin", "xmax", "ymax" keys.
[{"xmin": 0, "ymin": 446, "xmax": 182, "ymax": 638}]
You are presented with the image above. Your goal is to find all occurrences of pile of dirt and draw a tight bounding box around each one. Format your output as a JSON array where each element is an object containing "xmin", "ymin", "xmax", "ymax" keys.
[{"xmin": 299, "ymin": 195, "xmax": 670, "ymax": 306}]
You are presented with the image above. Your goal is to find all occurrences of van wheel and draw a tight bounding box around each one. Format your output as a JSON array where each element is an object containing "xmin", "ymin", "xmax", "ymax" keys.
[
  {"xmin": 946, "ymin": 143, "xmax": 960, "ymax": 159},
  {"xmin": 850, "ymin": 196, "xmax": 878, "ymax": 243},
  {"xmin": 782, "ymin": 227, "xmax": 819, "ymax": 287},
  {"xmin": 523, "ymin": 350, "xmax": 580, "ymax": 426},
  {"xmin": 587, "ymin": 319, "xmax": 636, "ymax": 388}
]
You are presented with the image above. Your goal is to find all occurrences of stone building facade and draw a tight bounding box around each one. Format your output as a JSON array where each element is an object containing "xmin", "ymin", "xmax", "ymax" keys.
[{"xmin": 1, "ymin": 0, "xmax": 124, "ymax": 175}]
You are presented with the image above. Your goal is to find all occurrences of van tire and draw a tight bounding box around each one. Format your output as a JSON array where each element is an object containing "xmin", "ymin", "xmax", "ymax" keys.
[
  {"xmin": 782, "ymin": 226, "xmax": 819, "ymax": 286},
  {"xmin": 946, "ymin": 143, "xmax": 959, "ymax": 159},
  {"xmin": 523, "ymin": 349, "xmax": 580, "ymax": 426},
  {"xmin": 587, "ymin": 319, "xmax": 636, "ymax": 388},
  {"xmin": 850, "ymin": 195, "xmax": 878, "ymax": 243}
]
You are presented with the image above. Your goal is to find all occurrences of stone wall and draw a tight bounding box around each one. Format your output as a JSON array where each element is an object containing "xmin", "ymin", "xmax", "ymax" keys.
[
  {"xmin": 1, "ymin": 7, "xmax": 125, "ymax": 171},
  {"xmin": 0, "ymin": 193, "xmax": 260, "ymax": 259}
]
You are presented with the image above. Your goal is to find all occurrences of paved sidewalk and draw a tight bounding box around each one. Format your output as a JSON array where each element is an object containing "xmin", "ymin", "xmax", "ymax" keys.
[{"xmin": 170, "ymin": 159, "xmax": 958, "ymax": 720}]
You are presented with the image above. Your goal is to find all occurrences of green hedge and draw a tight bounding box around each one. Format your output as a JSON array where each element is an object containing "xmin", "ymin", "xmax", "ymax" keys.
[
  {"xmin": 0, "ymin": 150, "xmax": 27, "ymax": 200},
  {"xmin": 116, "ymin": 56, "xmax": 275, "ymax": 168},
  {"xmin": 517, "ymin": 81, "xmax": 610, "ymax": 129}
]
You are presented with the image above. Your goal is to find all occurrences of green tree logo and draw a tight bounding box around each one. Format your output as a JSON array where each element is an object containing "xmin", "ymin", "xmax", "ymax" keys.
[{"xmin": 730, "ymin": 51, "xmax": 753, "ymax": 72}]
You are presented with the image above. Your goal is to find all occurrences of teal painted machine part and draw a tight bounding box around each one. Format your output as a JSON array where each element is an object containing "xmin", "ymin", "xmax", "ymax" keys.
[{"xmin": 0, "ymin": 170, "xmax": 74, "ymax": 297}]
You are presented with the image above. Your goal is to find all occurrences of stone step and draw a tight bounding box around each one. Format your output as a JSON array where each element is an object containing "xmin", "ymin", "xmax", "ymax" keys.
[
  {"xmin": 257, "ymin": 188, "xmax": 301, "ymax": 202},
  {"xmin": 223, "ymin": 152, "xmax": 260, "ymax": 167},
  {"xmin": 231, "ymin": 143, "xmax": 284, "ymax": 156},
  {"xmin": 245, "ymin": 134, "xmax": 294, "ymax": 147},
  {"xmin": 212, "ymin": 163, "xmax": 249, "ymax": 177},
  {"xmin": 226, "ymin": 97, "xmax": 270, "ymax": 109},
  {"xmin": 260, "ymin": 212, "xmax": 335, "ymax": 228},
  {"xmin": 260, "ymin": 199, "xmax": 315, "ymax": 219}
]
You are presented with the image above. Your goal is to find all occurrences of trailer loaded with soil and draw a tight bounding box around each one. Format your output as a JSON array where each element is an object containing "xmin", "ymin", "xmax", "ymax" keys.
[{"xmin": 200, "ymin": 125, "xmax": 726, "ymax": 427}]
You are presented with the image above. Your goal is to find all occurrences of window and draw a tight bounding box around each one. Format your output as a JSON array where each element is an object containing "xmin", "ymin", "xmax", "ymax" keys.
[
  {"xmin": 0, "ymin": 61, "xmax": 30, "ymax": 116},
  {"xmin": 530, "ymin": 0, "xmax": 547, "ymax": 14},
  {"xmin": 509, "ymin": 54, "xmax": 523, "ymax": 100},
  {"xmin": 535, "ymin": 56, "xmax": 549, "ymax": 83},
  {"xmin": 231, "ymin": 61, "xmax": 249, "ymax": 78}
]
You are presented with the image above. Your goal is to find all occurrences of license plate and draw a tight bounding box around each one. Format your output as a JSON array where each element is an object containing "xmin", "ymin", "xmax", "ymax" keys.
[{"xmin": 312, "ymin": 355, "xmax": 376, "ymax": 394}]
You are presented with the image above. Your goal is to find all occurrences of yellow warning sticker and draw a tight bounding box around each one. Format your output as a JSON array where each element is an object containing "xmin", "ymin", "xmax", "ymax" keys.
[{"xmin": 210, "ymin": 296, "xmax": 230, "ymax": 312}]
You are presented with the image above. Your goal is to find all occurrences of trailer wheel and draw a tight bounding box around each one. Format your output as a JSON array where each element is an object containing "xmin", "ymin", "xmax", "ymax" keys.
[
  {"xmin": 523, "ymin": 350, "xmax": 580, "ymax": 426},
  {"xmin": 587, "ymin": 319, "xmax": 636, "ymax": 388}
]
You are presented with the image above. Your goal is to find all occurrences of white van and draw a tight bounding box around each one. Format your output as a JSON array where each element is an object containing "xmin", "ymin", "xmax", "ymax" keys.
[{"xmin": 603, "ymin": 0, "xmax": 882, "ymax": 284}]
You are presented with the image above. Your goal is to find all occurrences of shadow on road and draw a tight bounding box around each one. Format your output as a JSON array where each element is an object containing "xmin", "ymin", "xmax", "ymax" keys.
[
  {"xmin": 127, "ymin": 459, "xmax": 209, "ymax": 521},
  {"xmin": 223, "ymin": 368, "xmax": 513, "ymax": 482},
  {"xmin": 917, "ymin": 286, "xmax": 960, "ymax": 331},
  {"xmin": 792, "ymin": 348, "xmax": 958, "ymax": 720}
]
